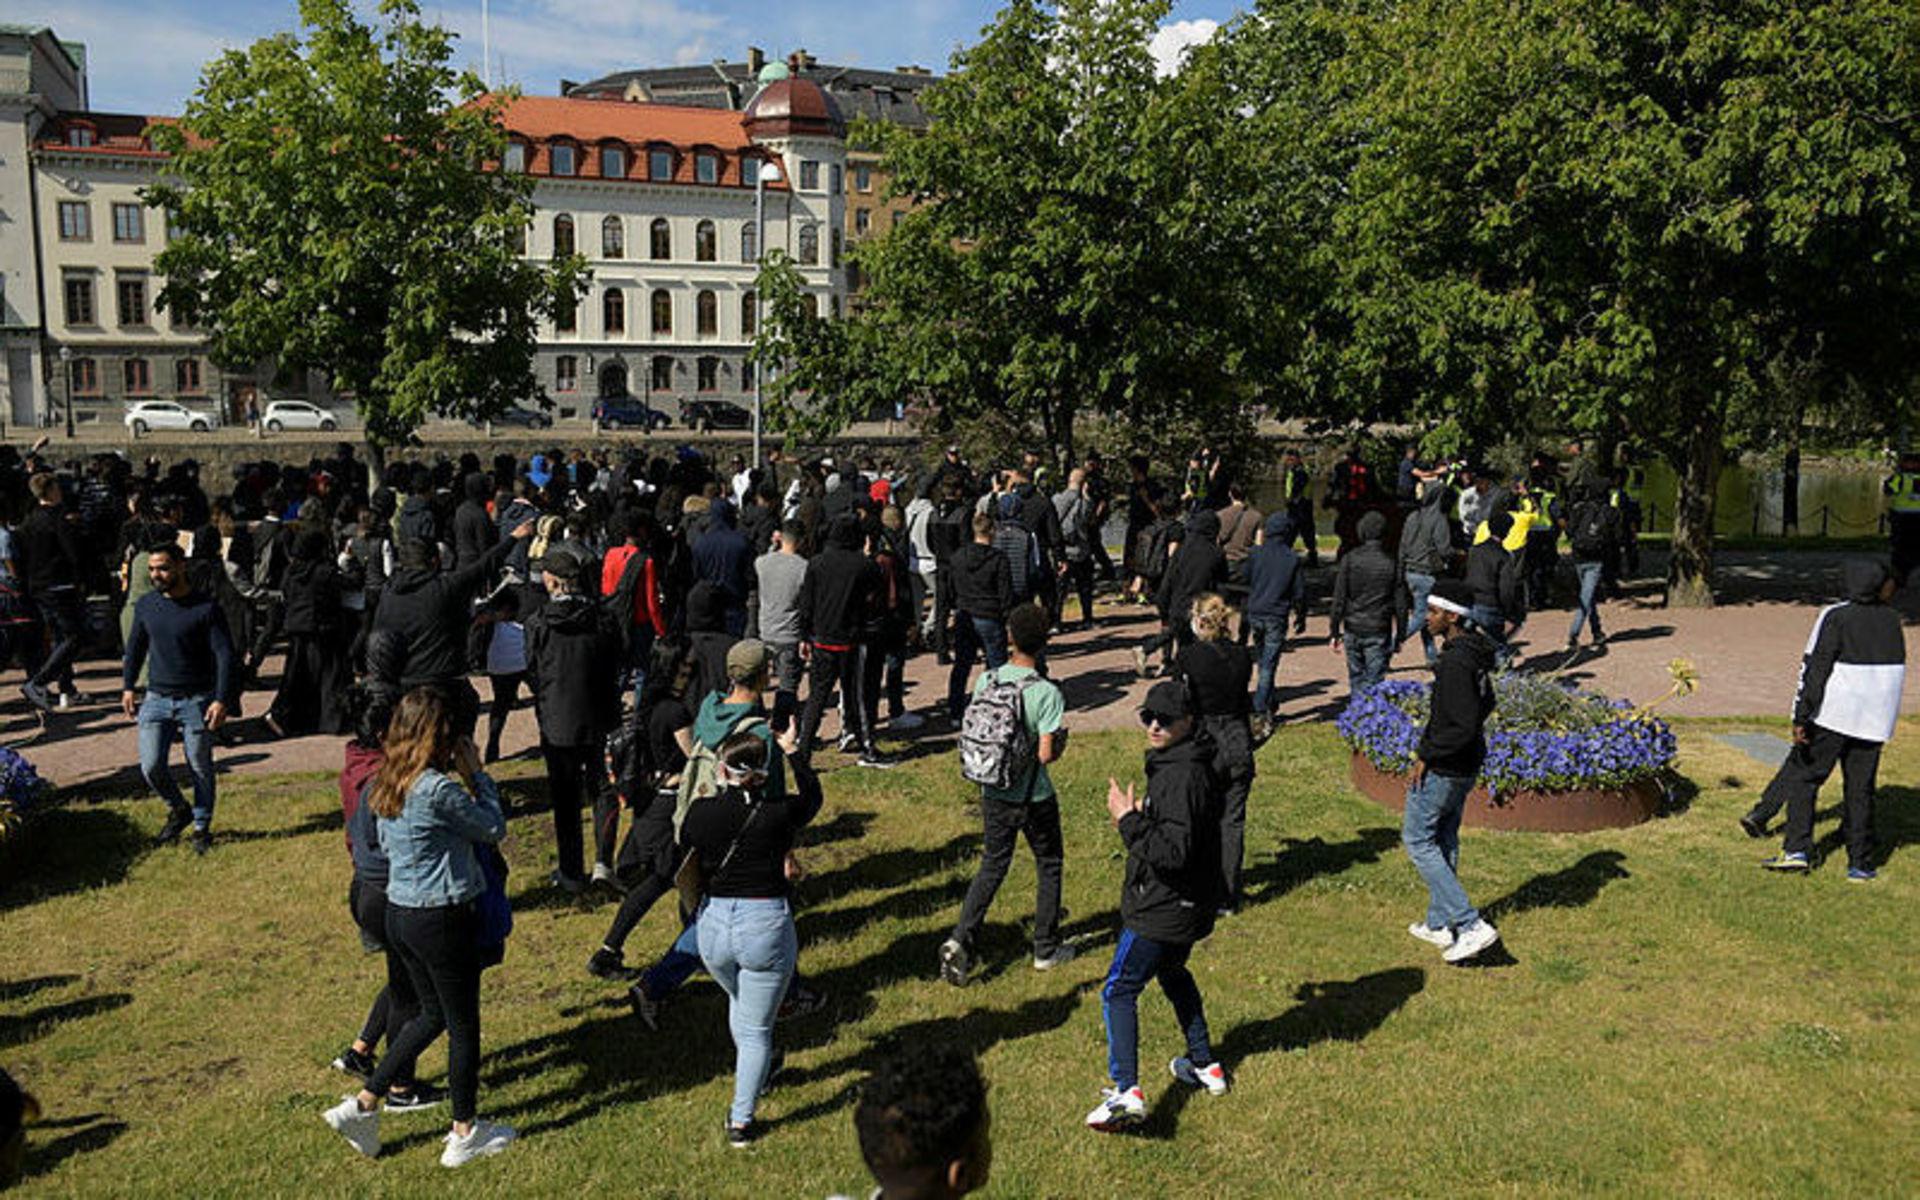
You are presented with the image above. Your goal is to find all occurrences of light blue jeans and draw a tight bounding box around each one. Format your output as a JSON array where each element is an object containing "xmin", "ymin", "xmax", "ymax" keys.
[
  {"xmin": 1567, "ymin": 560, "xmax": 1605, "ymax": 644},
  {"xmin": 1403, "ymin": 771, "xmax": 1478, "ymax": 931},
  {"xmin": 697, "ymin": 896, "xmax": 797, "ymax": 1125},
  {"xmin": 1401, "ymin": 571, "xmax": 1437, "ymax": 662},
  {"xmin": 138, "ymin": 692, "xmax": 217, "ymax": 829}
]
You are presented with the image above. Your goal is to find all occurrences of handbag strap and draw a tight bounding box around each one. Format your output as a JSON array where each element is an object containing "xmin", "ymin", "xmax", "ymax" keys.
[{"xmin": 707, "ymin": 799, "xmax": 763, "ymax": 881}]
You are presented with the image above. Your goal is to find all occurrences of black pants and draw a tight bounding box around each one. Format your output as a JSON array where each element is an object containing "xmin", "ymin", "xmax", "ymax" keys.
[
  {"xmin": 485, "ymin": 672, "xmax": 525, "ymax": 761},
  {"xmin": 349, "ymin": 878, "xmax": 418, "ymax": 1088},
  {"xmin": 1202, "ymin": 714, "xmax": 1254, "ymax": 907},
  {"xmin": 605, "ymin": 790, "xmax": 679, "ymax": 953},
  {"xmin": 245, "ymin": 601, "xmax": 284, "ymax": 678},
  {"xmin": 544, "ymin": 740, "xmax": 615, "ymax": 880},
  {"xmin": 1289, "ymin": 503, "xmax": 1317, "ymax": 561},
  {"xmin": 367, "ymin": 901, "xmax": 482, "ymax": 1122},
  {"xmin": 952, "ymin": 796, "xmax": 1064, "ymax": 957},
  {"xmin": 1892, "ymin": 513, "xmax": 1920, "ymax": 587},
  {"xmin": 1061, "ymin": 557, "xmax": 1097, "ymax": 627},
  {"xmin": 27, "ymin": 587, "xmax": 85, "ymax": 691},
  {"xmin": 1750, "ymin": 724, "xmax": 1881, "ymax": 868},
  {"xmin": 797, "ymin": 644, "xmax": 873, "ymax": 757}
]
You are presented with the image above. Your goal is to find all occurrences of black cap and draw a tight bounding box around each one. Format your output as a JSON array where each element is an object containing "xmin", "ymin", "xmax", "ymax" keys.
[{"xmin": 1141, "ymin": 680, "xmax": 1194, "ymax": 722}]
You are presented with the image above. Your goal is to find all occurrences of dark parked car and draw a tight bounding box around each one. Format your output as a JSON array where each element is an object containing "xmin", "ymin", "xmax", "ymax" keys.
[
  {"xmin": 681, "ymin": 398, "xmax": 752, "ymax": 433},
  {"xmin": 593, "ymin": 396, "xmax": 671, "ymax": 431},
  {"xmin": 470, "ymin": 405, "xmax": 552, "ymax": 430}
]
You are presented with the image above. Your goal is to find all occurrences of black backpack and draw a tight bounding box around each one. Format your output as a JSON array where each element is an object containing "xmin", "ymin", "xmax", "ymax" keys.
[
  {"xmin": 603, "ymin": 547, "xmax": 650, "ymax": 653},
  {"xmin": 1569, "ymin": 501, "xmax": 1612, "ymax": 559}
]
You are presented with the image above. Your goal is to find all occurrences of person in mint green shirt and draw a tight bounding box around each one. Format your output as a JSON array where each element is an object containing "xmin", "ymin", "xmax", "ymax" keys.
[{"xmin": 940, "ymin": 603, "xmax": 1072, "ymax": 986}]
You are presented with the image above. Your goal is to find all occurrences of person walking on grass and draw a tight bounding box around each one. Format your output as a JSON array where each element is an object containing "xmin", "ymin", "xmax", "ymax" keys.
[
  {"xmin": 1749, "ymin": 560, "xmax": 1905, "ymax": 880},
  {"xmin": 1085, "ymin": 680, "xmax": 1227, "ymax": 1132},
  {"xmin": 121, "ymin": 542, "xmax": 234, "ymax": 855},
  {"xmin": 940, "ymin": 603, "xmax": 1073, "ymax": 987},
  {"xmin": 323, "ymin": 687, "xmax": 514, "ymax": 1168},
  {"xmin": 1402, "ymin": 579, "xmax": 1502, "ymax": 964}
]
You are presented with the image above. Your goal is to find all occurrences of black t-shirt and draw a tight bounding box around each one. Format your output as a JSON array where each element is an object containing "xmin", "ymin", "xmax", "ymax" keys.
[
  {"xmin": 647, "ymin": 697, "xmax": 692, "ymax": 780},
  {"xmin": 679, "ymin": 762, "xmax": 823, "ymax": 899},
  {"xmin": 1175, "ymin": 639, "xmax": 1251, "ymax": 717}
]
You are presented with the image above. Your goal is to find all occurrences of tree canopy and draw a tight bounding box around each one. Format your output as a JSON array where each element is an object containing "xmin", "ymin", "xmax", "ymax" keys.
[{"xmin": 146, "ymin": 0, "xmax": 586, "ymax": 451}]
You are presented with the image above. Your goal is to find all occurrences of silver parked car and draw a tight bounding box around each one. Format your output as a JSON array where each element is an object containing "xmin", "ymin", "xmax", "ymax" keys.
[{"xmin": 263, "ymin": 400, "xmax": 339, "ymax": 432}]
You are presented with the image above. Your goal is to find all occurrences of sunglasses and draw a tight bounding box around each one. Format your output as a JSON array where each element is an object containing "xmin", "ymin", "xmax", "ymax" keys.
[{"xmin": 1138, "ymin": 709, "xmax": 1183, "ymax": 729}]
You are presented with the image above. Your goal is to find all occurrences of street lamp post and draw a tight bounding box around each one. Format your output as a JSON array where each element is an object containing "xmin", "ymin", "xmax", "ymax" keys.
[
  {"xmin": 752, "ymin": 158, "xmax": 783, "ymax": 470},
  {"xmin": 58, "ymin": 346, "xmax": 73, "ymax": 439}
]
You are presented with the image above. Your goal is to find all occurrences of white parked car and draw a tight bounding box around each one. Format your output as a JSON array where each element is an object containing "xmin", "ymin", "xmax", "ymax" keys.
[
  {"xmin": 263, "ymin": 400, "xmax": 339, "ymax": 432},
  {"xmin": 124, "ymin": 400, "xmax": 214, "ymax": 435}
]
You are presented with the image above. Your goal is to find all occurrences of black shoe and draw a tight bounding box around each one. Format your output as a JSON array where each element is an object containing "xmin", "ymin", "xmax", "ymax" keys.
[
  {"xmin": 383, "ymin": 1081, "xmax": 446, "ymax": 1112},
  {"xmin": 331, "ymin": 1046, "xmax": 377, "ymax": 1078},
  {"xmin": 627, "ymin": 982, "xmax": 662, "ymax": 1031},
  {"xmin": 189, "ymin": 828, "xmax": 213, "ymax": 856},
  {"xmin": 856, "ymin": 750, "xmax": 900, "ymax": 770},
  {"xmin": 726, "ymin": 1118, "xmax": 759, "ymax": 1148},
  {"xmin": 20, "ymin": 682, "xmax": 54, "ymax": 713},
  {"xmin": 587, "ymin": 948, "xmax": 637, "ymax": 981},
  {"xmin": 154, "ymin": 807, "xmax": 192, "ymax": 847},
  {"xmin": 1739, "ymin": 812, "xmax": 1769, "ymax": 840}
]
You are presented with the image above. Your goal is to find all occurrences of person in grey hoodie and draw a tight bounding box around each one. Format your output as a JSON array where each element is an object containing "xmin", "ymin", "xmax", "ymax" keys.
[
  {"xmin": 1397, "ymin": 479, "xmax": 1458, "ymax": 664},
  {"xmin": 1329, "ymin": 511, "xmax": 1396, "ymax": 694}
]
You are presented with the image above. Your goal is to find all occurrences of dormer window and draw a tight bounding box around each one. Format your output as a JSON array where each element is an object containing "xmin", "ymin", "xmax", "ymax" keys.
[
  {"xmin": 601, "ymin": 144, "xmax": 627, "ymax": 179},
  {"xmin": 67, "ymin": 124, "xmax": 96, "ymax": 147},
  {"xmin": 649, "ymin": 147, "xmax": 674, "ymax": 182},
  {"xmin": 502, "ymin": 140, "xmax": 527, "ymax": 173},
  {"xmin": 695, "ymin": 152, "xmax": 720, "ymax": 185},
  {"xmin": 550, "ymin": 142, "xmax": 577, "ymax": 176}
]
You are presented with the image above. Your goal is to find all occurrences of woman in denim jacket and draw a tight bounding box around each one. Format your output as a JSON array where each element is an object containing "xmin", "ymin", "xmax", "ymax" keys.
[{"xmin": 323, "ymin": 686, "xmax": 514, "ymax": 1169}]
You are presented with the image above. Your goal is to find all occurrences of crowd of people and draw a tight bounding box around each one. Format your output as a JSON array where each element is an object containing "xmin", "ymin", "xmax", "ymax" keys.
[{"xmin": 0, "ymin": 430, "xmax": 1906, "ymax": 1179}]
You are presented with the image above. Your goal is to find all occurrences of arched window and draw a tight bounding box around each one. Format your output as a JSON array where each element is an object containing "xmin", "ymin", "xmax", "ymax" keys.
[
  {"xmin": 740, "ymin": 291, "xmax": 756, "ymax": 337},
  {"xmin": 651, "ymin": 354, "xmax": 674, "ymax": 391},
  {"xmin": 601, "ymin": 215, "xmax": 623, "ymax": 258},
  {"xmin": 695, "ymin": 219, "xmax": 716, "ymax": 263},
  {"xmin": 603, "ymin": 287, "xmax": 625, "ymax": 335},
  {"xmin": 651, "ymin": 288, "xmax": 672, "ymax": 335},
  {"xmin": 740, "ymin": 222, "xmax": 757, "ymax": 263},
  {"xmin": 650, "ymin": 218, "xmax": 671, "ymax": 260},
  {"xmin": 798, "ymin": 223, "xmax": 819, "ymax": 265},
  {"xmin": 552, "ymin": 214, "xmax": 574, "ymax": 257},
  {"xmin": 696, "ymin": 290, "xmax": 717, "ymax": 336}
]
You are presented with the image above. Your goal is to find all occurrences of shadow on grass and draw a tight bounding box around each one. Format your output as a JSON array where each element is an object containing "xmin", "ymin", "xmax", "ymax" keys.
[
  {"xmin": 0, "ymin": 994, "xmax": 134, "ymax": 1051},
  {"xmin": 1810, "ymin": 785, "xmax": 1920, "ymax": 869},
  {"xmin": 16, "ymin": 1115, "xmax": 127, "ymax": 1183},
  {"xmin": 0, "ymin": 975, "xmax": 79, "ymax": 1003},
  {"xmin": 797, "ymin": 808, "xmax": 877, "ymax": 849},
  {"xmin": 0, "ymin": 805, "xmax": 147, "ymax": 915},
  {"xmin": 799, "ymin": 832, "xmax": 980, "ymax": 906},
  {"xmin": 1243, "ymin": 827, "xmax": 1401, "ymax": 904},
  {"xmin": 1482, "ymin": 851, "xmax": 1630, "ymax": 923},
  {"xmin": 1141, "ymin": 968, "xmax": 1426, "ymax": 1138}
]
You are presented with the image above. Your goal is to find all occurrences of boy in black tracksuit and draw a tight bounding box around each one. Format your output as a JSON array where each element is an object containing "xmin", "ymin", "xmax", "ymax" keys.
[
  {"xmin": 796, "ymin": 512, "xmax": 890, "ymax": 767},
  {"xmin": 1749, "ymin": 559, "xmax": 1907, "ymax": 878},
  {"xmin": 1086, "ymin": 680, "xmax": 1227, "ymax": 1132}
]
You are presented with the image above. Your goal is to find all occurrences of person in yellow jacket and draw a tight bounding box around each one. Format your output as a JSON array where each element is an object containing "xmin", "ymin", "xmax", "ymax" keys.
[{"xmin": 1885, "ymin": 450, "xmax": 1920, "ymax": 588}]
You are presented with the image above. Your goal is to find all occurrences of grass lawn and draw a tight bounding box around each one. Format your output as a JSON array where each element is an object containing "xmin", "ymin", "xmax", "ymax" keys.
[{"xmin": 3, "ymin": 721, "xmax": 1917, "ymax": 1197}]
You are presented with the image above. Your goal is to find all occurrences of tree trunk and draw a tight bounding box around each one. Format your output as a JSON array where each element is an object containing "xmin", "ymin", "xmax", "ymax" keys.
[
  {"xmin": 1665, "ymin": 407, "xmax": 1723, "ymax": 607},
  {"xmin": 1781, "ymin": 421, "xmax": 1801, "ymax": 537},
  {"xmin": 1055, "ymin": 400, "xmax": 1076, "ymax": 480}
]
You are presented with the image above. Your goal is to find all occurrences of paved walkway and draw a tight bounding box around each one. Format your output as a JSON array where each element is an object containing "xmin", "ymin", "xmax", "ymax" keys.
[{"xmin": 9, "ymin": 547, "xmax": 1919, "ymax": 793}]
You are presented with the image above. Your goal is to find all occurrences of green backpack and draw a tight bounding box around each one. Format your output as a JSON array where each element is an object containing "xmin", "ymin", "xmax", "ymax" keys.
[{"xmin": 672, "ymin": 714, "xmax": 770, "ymax": 841}]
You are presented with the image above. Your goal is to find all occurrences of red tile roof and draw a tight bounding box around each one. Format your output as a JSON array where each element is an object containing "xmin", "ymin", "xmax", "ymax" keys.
[
  {"xmin": 487, "ymin": 94, "xmax": 789, "ymax": 189},
  {"xmin": 36, "ymin": 112, "xmax": 186, "ymax": 158}
]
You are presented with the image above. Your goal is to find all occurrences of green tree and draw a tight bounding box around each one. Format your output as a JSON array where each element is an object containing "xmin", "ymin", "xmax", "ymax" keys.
[
  {"xmin": 145, "ymin": 0, "xmax": 586, "ymax": 457},
  {"xmin": 1226, "ymin": 0, "xmax": 1920, "ymax": 604},
  {"xmin": 834, "ymin": 0, "xmax": 1252, "ymax": 472}
]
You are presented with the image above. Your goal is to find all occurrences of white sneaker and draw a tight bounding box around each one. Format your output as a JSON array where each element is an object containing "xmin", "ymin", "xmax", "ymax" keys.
[
  {"xmin": 1032, "ymin": 943, "xmax": 1077, "ymax": 971},
  {"xmin": 1085, "ymin": 1085, "xmax": 1147, "ymax": 1131},
  {"xmin": 322, "ymin": 1095, "xmax": 380, "ymax": 1158},
  {"xmin": 1170, "ymin": 1056, "xmax": 1229, "ymax": 1096},
  {"xmin": 1442, "ymin": 919, "xmax": 1500, "ymax": 963},
  {"xmin": 1407, "ymin": 922, "xmax": 1455, "ymax": 949},
  {"xmin": 440, "ymin": 1119, "xmax": 517, "ymax": 1168},
  {"xmin": 590, "ymin": 861, "xmax": 623, "ymax": 891}
]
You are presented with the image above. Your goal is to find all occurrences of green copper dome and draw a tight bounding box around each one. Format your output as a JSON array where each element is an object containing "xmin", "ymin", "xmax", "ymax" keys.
[{"xmin": 758, "ymin": 61, "xmax": 791, "ymax": 84}]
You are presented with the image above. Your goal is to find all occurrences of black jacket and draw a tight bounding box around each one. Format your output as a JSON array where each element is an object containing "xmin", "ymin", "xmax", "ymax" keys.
[
  {"xmin": 1419, "ymin": 627, "xmax": 1497, "ymax": 777},
  {"xmin": 798, "ymin": 519, "xmax": 878, "ymax": 646},
  {"xmin": 282, "ymin": 558, "xmax": 344, "ymax": 636},
  {"xmin": 395, "ymin": 493, "xmax": 437, "ymax": 547},
  {"xmin": 949, "ymin": 541, "xmax": 1013, "ymax": 621},
  {"xmin": 452, "ymin": 474, "xmax": 498, "ymax": 571},
  {"xmin": 373, "ymin": 536, "xmax": 514, "ymax": 687},
  {"xmin": 17, "ymin": 505, "xmax": 85, "ymax": 594},
  {"xmin": 1118, "ymin": 734, "xmax": 1222, "ymax": 943},
  {"xmin": 1155, "ymin": 510, "xmax": 1227, "ymax": 621},
  {"xmin": 1464, "ymin": 539, "xmax": 1525, "ymax": 619},
  {"xmin": 1792, "ymin": 560, "xmax": 1907, "ymax": 742},
  {"xmin": 1014, "ymin": 483, "xmax": 1063, "ymax": 557},
  {"xmin": 524, "ymin": 592, "xmax": 623, "ymax": 747},
  {"xmin": 1331, "ymin": 540, "xmax": 1397, "ymax": 636}
]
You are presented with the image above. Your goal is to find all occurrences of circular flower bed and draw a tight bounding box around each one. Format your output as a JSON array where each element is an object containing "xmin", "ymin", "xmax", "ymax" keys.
[
  {"xmin": 0, "ymin": 745, "xmax": 53, "ymax": 848},
  {"xmin": 1337, "ymin": 675, "xmax": 1678, "ymax": 831}
]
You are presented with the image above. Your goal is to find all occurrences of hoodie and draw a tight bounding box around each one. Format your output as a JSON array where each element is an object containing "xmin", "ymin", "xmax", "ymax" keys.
[
  {"xmin": 1418, "ymin": 625, "xmax": 1498, "ymax": 777},
  {"xmin": 373, "ymin": 536, "xmax": 515, "ymax": 688},
  {"xmin": 494, "ymin": 497, "xmax": 540, "ymax": 578},
  {"xmin": 692, "ymin": 498, "xmax": 752, "ymax": 610},
  {"xmin": 1465, "ymin": 512, "xmax": 1525, "ymax": 619},
  {"xmin": 692, "ymin": 690, "xmax": 787, "ymax": 801},
  {"xmin": 1117, "ymin": 733, "xmax": 1222, "ymax": 944},
  {"xmin": 949, "ymin": 540, "xmax": 1014, "ymax": 621},
  {"xmin": 684, "ymin": 581, "xmax": 738, "ymax": 704},
  {"xmin": 523, "ymin": 591, "xmax": 622, "ymax": 747},
  {"xmin": 1245, "ymin": 512, "xmax": 1307, "ymax": 624},
  {"xmin": 1398, "ymin": 482, "xmax": 1455, "ymax": 577},
  {"xmin": 799, "ymin": 515, "xmax": 879, "ymax": 648},
  {"xmin": 452, "ymin": 473, "xmax": 499, "ymax": 571},
  {"xmin": 1330, "ymin": 511, "xmax": 1396, "ymax": 636},
  {"xmin": 1155, "ymin": 508, "xmax": 1228, "ymax": 622},
  {"xmin": 1791, "ymin": 559, "xmax": 1907, "ymax": 742}
]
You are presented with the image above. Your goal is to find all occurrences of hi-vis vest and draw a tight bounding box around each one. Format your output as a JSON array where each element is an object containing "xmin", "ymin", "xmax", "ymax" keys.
[
  {"xmin": 1474, "ymin": 510, "xmax": 1536, "ymax": 552},
  {"xmin": 1888, "ymin": 472, "xmax": 1920, "ymax": 515},
  {"xmin": 1622, "ymin": 466, "xmax": 1646, "ymax": 502}
]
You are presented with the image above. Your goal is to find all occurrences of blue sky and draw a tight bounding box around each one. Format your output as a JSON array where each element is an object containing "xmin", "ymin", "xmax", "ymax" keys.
[{"xmin": 17, "ymin": 0, "xmax": 1245, "ymax": 116}]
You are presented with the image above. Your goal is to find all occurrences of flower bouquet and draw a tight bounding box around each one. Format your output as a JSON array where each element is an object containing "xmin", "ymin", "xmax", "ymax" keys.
[{"xmin": 1337, "ymin": 671, "xmax": 1683, "ymax": 832}]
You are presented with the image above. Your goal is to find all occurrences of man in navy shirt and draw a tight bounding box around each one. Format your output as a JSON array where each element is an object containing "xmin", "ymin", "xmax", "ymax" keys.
[{"xmin": 122, "ymin": 542, "xmax": 234, "ymax": 854}]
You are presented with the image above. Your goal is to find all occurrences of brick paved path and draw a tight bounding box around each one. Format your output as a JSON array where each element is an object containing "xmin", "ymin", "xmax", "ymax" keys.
[{"xmin": 8, "ymin": 547, "xmax": 1917, "ymax": 793}]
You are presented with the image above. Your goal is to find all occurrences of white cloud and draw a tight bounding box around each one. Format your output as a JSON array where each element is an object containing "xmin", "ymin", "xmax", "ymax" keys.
[
  {"xmin": 6, "ymin": 0, "xmax": 255, "ymax": 114},
  {"xmin": 1148, "ymin": 18, "xmax": 1217, "ymax": 79}
]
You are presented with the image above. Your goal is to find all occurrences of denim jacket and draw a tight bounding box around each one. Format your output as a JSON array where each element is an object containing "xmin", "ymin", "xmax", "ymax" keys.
[{"xmin": 378, "ymin": 768, "xmax": 507, "ymax": 909}]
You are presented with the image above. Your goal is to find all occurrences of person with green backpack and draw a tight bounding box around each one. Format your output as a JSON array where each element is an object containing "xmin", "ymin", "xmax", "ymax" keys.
[{"xmin": 939, "ymin": 604, "xmax": 1074, "ymax": 987}]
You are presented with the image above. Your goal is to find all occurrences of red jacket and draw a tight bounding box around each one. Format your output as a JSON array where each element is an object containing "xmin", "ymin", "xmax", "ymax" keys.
[
  {"xmin": 340, "ymin": 741, "xmax": 383, "ymax": 853},
  {"xmin": 601, "ymin": 544, "xmax": 667, "ymax": 637}
]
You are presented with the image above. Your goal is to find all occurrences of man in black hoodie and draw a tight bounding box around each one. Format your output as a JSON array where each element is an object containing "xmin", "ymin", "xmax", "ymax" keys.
[
  {"xmin": 1133, "ymin": 508, "xmax": 1226, "ymax": 679},
  {"xmin": 1330, "ymin": 510, "xmax": 1397, "ymax": 694},
  {"xmin": 797, "ymin": 512, "xmax": 892, "ymax": 768},
  {"xmin": 1750, "ymin": 559, "xmax": 1906, "ymax": 879},
  {"xmin": 1403, "ymin": 578, "xmax": 1502, "ymax": 964},
  {"xmin": 15, "ymin": 472, "xmax": 88, "ymax": 711},
  {"xmin": 1085, "ymin": 680, "xmax": 1225, "ymax": 1132},
  {"xmin": 693, "ymin": 498, "xmax": 753, "ymax": 636},
  {"xmin": 452, "ymin": 472, "xmax": 498, "ymax": 571},
  {"xmin": 525, "ymin": 545, "xmax": 625, "ymax": 892},
  {"xmin": 374, "ymin": 521, "xmax": 532, "ymax": 735},
  {"xmin": 946, "ymin": 513, "xmax": 1014, "ymax": 720},
  {"xmin": 1464, "ymin": 509, "xmax": 1526, "ymax": 668}
]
